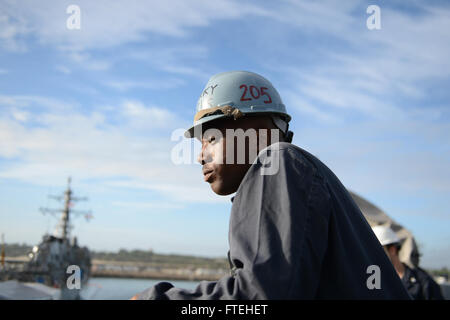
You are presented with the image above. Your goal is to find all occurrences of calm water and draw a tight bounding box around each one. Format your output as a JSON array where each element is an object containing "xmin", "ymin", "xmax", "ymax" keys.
[
  {"xmin": 80, "ymin": 277, "xmax": 199, "ymax": 300},
  {"xmin": 80, "ymin": 278, "xmax": 450, "ymax": 300}
]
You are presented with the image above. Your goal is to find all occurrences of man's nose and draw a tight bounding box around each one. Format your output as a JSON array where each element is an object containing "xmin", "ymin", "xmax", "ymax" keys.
[
  {"xmin": 197, "ymin": 149, "xmax": 205, "ymax": 165},
  {"xmin": 197, "ymin": 144, "xmax": 211, "ymax": 165}
]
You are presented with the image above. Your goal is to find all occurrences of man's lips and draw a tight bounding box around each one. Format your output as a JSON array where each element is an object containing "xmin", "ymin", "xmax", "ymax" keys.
[{"xmin": 202, "ymin": 167, "xmax": 214, "ymax": 182}]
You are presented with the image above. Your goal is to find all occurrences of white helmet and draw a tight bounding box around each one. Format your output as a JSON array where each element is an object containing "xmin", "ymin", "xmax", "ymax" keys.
[
  {"xmin": 372, "ymin": 225, "xmax": 401, "ymax": 246},
  {"xmin": 185, "ymin": 71, "xmax": 292, "ymax": 139}
]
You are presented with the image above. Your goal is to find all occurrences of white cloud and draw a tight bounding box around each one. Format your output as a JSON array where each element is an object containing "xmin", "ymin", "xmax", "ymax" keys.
[
  {"xmin": 0, "ymin": 12, "xmax": 29, "ymax": 51},
  {"xmin": 264, "ymin": 0, "xmax": 358, "ymax": 37},
  {"xmin": 10, "ymin": 108, "xmax": 30, "ymax": 122},
  {"xmin": 125, "ymin": 45, "xmax": 212, "ymax": 79},
  {"xmin": 267, "ymin": 1, "xmax": 450, "ymax": 221},
  {"xmin": 282, "ymin": 90, "xmax": 341, "ymax": 124},
  {"xmin": 106, "ymin": 180, "xmax": 230, "ymax": 204},
  {"xmin": 295, "ymin": 117, "xmax": 450, "ymax": 196},
  {"xmin": 55, "ymin": 65, "xmax": 71, "ymax": 74},
  {"xmin": 0, "ymin": 94, "xmax": 75, "ymax": 112},
  {"xmin": 0, "ymin": 95, "xmax": 225, "ymax": 205},
  {"xmin": 104, "ymin": 78, "xmax": 185, "ymax": 91},
  {"xmin": 264, "ymin": 0, "xmax": 450, "ymax": 80},
  {"xmin": 69, "ymin": 52, "xmax": 111, "ymax": 71},
  {"xmin": 0, "ymin": 0, "xmax": 270, "ymax": 52},
  {"xmin": 111, "ymin": 201, "xmax": 184, "ymax": 210},
  {"xmin": 264, "ymin": 2, "xmax": 450, "ymax": 131},
  {"xmin": 121, "ymin": 100, "xmax": 179, "ymax": 129}
]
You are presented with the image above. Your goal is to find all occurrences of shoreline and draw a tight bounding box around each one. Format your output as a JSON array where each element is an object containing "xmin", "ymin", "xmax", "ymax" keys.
[
  {"xmin": 90, "ymin": 270, "xmax": 226, "ymax": 282},
  {"xmin": 91, "ymin": 259, "xmax": 228, "ymax": 282}
]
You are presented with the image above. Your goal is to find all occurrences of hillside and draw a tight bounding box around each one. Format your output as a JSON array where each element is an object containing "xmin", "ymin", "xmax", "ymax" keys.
[{"xmin": 2, "ymin": 242, "xmax": 229, "ymax": 269}]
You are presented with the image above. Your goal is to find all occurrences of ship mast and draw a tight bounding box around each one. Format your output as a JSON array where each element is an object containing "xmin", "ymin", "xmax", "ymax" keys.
[
  {"xmin": 40, "ymin": 177, "xmax": 92, "ymax": 241},
  {"xmin": 61, "ymin": 177, "xmax": 72, "ymax": 240}
]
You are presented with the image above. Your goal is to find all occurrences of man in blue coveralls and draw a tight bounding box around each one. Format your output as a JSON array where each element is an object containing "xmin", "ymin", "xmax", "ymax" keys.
[{"xmin": 134, "ymin": 71, "xmax": 411, "ymax": 300}]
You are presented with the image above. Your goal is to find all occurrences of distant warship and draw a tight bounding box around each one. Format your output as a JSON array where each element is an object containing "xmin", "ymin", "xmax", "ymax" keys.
[
  {"xmin": 25, "ymin": 177, "xmax": 92, "ymax": 289},
  {"xmin": 1, "ymin": 178, "xmax": 92, "ymax": 299}
]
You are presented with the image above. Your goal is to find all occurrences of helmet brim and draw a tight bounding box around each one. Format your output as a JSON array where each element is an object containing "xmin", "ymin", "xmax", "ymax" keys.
[
  {"xmin": 184, "ymin": 110, "xmax": 291, "ymax": 139},
  {"xmin": 184, "ymin": 114, "xmax": 227, "ymax": 139}
]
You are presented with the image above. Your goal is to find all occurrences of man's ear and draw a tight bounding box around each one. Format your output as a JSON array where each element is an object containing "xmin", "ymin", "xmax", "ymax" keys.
[{"xmin": 387, "ymin": 245, "xmax": 398, "ymax": 257}]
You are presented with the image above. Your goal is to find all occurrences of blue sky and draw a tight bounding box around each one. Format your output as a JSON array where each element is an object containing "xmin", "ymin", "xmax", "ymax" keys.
[{"xmin": 0, "ymin": 0, "xmax": 449, "ymax": 268}]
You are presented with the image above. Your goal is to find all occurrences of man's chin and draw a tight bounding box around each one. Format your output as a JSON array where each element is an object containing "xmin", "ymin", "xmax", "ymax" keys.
[{"xmin": 210, "ymin": 182, "xmax": 235, "ymax": 196}]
